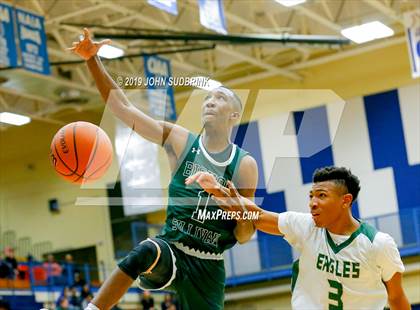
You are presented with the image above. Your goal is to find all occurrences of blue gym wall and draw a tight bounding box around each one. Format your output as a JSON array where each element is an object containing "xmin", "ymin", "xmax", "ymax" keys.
[{"xmin": 226, "ymin": 83, "xmax": 420, "ymax": 277}]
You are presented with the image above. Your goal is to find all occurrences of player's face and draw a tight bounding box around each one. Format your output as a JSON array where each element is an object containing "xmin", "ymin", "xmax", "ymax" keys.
[
  {"xmin": 309, "ymin": 181, "xmax": 347, "ymax": 228},
  {"xmin": 201, "ymin": 88, "xmax": 235, "ymax": 126}
]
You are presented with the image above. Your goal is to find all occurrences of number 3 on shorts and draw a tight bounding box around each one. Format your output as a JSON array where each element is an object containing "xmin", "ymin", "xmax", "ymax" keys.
[{"xmin": 328, "ymin": 279, "xmax": 343, "ymax": 310}]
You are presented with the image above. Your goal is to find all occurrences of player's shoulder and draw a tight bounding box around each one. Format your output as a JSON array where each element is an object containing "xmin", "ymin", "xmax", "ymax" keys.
[
  {"xmin": 358, "ymin": 221, "xmax": 397, "ymax": 246},
  {"xmin": 278, "ymin": 212, "xmax": 315, "ymax": 241},
  {"xmin": 358, "ymin": 223, "xmax": 399, "ymax": 259},
  {"xmin": 235, "ymin": 154, "xmax": 258, "ymax": 191},
  {"xmin": 286, "ymin": 211, "xmax": 313, "ymax": 221},
  {"xmin": 372, "ymin": 230, "xmax": 398, "ymax": 248},
  {"xmin": 159, "ymin": 121, "xmax": 191, "ymax": 147},
  {"xmin": 238, "ymin": 154, "xmax": 257, "ymax": 169},
  {"xmin": 279, "ymin": 212, "xmax": 314, "ymax": 229},
  {"xmin": 357, "ymin": 221, "xmax": 379, "ymax": 244}
]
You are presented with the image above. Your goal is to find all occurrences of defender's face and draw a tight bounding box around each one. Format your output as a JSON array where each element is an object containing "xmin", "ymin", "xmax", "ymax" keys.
[
  {"xmin": 309, "ymin": 181, "xmax": 346, "ymax": 227},
  {"xmin": 201, "ymin": 88, "xmax": 234, "ymax": 125}
]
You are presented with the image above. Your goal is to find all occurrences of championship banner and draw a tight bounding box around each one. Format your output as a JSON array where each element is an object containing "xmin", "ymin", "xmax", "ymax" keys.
[
  {"xmin": 404, "ymin": 10, "xmax": 420, "ymax": 79},
  {"xmin": 16, "ymin": 7, "xmax": 50, "ymax": 75},
  {"xmin": 0, "ymin": 2, "xmax": 18, "ymax": 68},
  {"xmin": 143, "ymin": 54, "xmax": 177, "ymax": 121},
  {"xmin": 198, "ymin": 0, "xmax": 227, "ymax": 34},
  {"xmin": 148, "ymin": 0, "xmax": 178, "ymax": 15}
]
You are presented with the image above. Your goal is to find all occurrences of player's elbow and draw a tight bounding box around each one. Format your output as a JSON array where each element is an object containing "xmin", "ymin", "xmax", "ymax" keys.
[
  {"xmin": 236, "ymin": 235, "xmax": 251, "ymax": 244},
  {"xmin": 234, "ymin": 224, "xmax": 255, "ymax": 244}
]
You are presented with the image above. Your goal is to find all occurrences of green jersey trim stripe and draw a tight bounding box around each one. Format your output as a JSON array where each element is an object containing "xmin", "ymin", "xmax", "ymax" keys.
[
  {"xmin": 359, "ymin": 222, "xmax": 378, "ymax": 242},
  {"xmin": 291, "ymin": 259, "xmax": 299, "ymax": 293},
  {"xmin": 325, "ymin": 223, "xmax": 376, "ymax": 254}
]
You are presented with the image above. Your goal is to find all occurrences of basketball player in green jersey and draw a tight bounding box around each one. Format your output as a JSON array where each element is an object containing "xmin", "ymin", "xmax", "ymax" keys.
[
  {"xmin": 187, "ymin": 166, "xmax": 411, "ymax": 310},
  {"xmin": 69, "ymin": 29, "xmax": 257, "ymax": 310}
]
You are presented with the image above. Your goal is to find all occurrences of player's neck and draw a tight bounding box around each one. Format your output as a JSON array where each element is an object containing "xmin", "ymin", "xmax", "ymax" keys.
[
  {"xmin": 202, "ymin": 130, "xmax": 231, "ymax": 152},
  {"xmin": 326, "ymin": 215, "xmax": 360, "ymax": 235}
]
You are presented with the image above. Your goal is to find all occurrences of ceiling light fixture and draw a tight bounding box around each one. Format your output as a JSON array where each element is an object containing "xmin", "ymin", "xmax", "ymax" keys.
[
  {"xmin": 0, "ymin": 112, "xmax": 31, "ymax": 126},
  {"xmin": 98, "ymin": 45, "xmax": 125, "ymax": 59},
  {"xmin": 341, "ymin": 21, "xmax": 394, "ymax": 44},
  {"xmin": 274, "ymin": 0, "xmax": 306, "ymax": 7}
]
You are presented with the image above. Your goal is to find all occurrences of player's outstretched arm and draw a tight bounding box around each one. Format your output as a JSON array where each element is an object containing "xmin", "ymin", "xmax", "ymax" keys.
[
  {"xmin": 384, "ymin": 272, "xmax": 411, "ymax": 310},
  {"xmin": 225, "ymin": 179, "xmax": 283, "ymax": 236},
  {"xmin": 186, "ymin": 172, "xmax": 283, "ymax": 236},
  {"xmin": 68, "ymin": 28, "xmax": 188, "ymax": 153}
]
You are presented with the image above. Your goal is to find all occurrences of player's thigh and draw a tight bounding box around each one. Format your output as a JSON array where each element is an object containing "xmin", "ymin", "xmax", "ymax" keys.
[{"xmin": 174, "ymin": 255, "xmax": 225, "ymax": 310}]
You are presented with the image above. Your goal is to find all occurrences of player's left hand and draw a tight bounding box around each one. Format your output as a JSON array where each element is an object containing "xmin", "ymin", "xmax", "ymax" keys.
[
  {"xmin": 186, "ymin": 172, "xmax": 247, "ymax": 213},
  {"xmin": 185, "ymin": 171, "xmax": 228, "ymax": 197},
  {"xmin": 67, "ymin": 28, "xmax": 111, "ymax": 60}
]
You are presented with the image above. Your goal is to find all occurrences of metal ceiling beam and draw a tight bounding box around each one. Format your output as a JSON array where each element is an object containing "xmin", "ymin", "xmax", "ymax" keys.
[
  {"xmin": 98, "ymin": 3, "xmax": 207, "ymax": 74},
  {"xmin": 224, "ymin": 10, "xmax": 290, "ymax": 33},
  {"xmin": 175, "ymin": 35, "xmax": 405, "ymax": 101},
  {"xmin": 94, "ymin": 31, "xmax": 349, "ymax": 45},
  {"xmin": 320, "ymin": 0, "xmax": 334, "ymax": 21},
  {"xmin": 287, "ymin": 36, "xmax": 405, "ymax": 70},
  {"xmin": 294, "ymin": 6, "xmax": 342, "ymax": 32},
  {"xmin": 0, "ymin": 94, "xmax": 8, "ymax": 109},
  {"xmin": 236, "ymin": 36, "xmax": 405, "ymax": 86},
  {"xmin": 99, "ymin": 15, "xmax": 139, "ymax": 76},
  {"xmin": 362, "ymin": 0, "xmax": 404, "ymax": 24},
  {"xmin": 30, "ymin": 0, "xmax": 45, "ymax": 16},
  {"xmin": 13, "ymin": 69, "xmax": 98, "ymax": 95},
  {"xmin": 216, "ymin": 46, "xmax": 301, "ymax": 80},
  {"xmin": 265, "ymin": 11, "xmax": 311, "ymax": 61},
  {"xmin": 0, "ymin": 86, "xmax": 55, "ymax": 105},
  {"xmin": 185, "ymin": 0, "xmax": 303, "ymax": 79},
  {"xmin": 45, "ymin": 3, "xmax": 108, "ymax": 26},
  {"xmin": 103, "ymin": 2, "xmax": 301, "ymax": 81},
  {"xmin": 51, "ymin": 30, "xmax": 90, "ymax": 87}
]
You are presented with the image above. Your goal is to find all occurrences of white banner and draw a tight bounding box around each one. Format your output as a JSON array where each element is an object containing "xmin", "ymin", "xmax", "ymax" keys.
[
  {"xmin": 198, "ymin": 0, "xmax": 227, "ymax": 34},
  {"xmin": 404, "ymin": 10, "xmax": 420, "ymax": 79},
  {"xmin": 115, "ymin": 119, "xmax": 165, "ymax": 216},
  {"xmin": 148, "ymin": 0, "xmax": 178, "ymax": 15}
]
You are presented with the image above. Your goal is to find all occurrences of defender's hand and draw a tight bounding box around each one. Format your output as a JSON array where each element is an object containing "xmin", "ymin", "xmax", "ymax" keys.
[
  {"xmin": 213, "ymin": 181, "xmax": 247, "ymax": 213},
  {"xmin": 67, "ymin": 28, "xmax": 111, "ymax": 60}
]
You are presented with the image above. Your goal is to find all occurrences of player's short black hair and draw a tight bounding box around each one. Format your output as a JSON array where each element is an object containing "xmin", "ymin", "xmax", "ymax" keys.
[
  {"xmin": 218, "ymin": 86, "xmax": 243, "ymax": 112},
  {"xmin": 313, "ymin": 166, "xmax": 361, "ymax": 202}
]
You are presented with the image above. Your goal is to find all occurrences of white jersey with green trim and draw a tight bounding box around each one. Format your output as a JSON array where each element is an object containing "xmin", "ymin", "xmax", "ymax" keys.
[{"xmin": 278, "ymin": 212, "xmax": 404, "ymax": 310}]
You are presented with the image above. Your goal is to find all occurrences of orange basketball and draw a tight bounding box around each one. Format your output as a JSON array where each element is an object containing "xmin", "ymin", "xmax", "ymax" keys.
[{"xmin": 50, "ymin": 121, "xmax": 113, "ymax": 184}]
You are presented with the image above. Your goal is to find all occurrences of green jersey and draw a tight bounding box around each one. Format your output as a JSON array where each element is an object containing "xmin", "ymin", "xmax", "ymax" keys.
[{"xmin": 159, "ymin": 133, "xmax": 249, "ymax": 255}]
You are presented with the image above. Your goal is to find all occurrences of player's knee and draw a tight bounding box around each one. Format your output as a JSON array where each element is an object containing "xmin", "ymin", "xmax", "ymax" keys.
[{"xmin": 117, "ymin": 239, "xmax": 158, "ymax": 280}]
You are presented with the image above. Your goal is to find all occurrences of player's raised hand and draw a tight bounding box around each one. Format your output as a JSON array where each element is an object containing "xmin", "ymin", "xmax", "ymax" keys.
[
  {"xmin": 185, "ymin": 171, "xmax": 227, "ymax": 197},
  {"xmin": 67, "ymin": 28, "xmax": 111, "ymax": 60},
  {"xmin": 213, "ymin": 180, "xmax": 247, "ymax": 212}
]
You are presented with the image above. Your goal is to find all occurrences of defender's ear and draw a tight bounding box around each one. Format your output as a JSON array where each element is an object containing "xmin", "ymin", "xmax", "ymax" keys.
[{"xmin": 342, "ymin": 193, "xmax": 353, "ymax": 208}]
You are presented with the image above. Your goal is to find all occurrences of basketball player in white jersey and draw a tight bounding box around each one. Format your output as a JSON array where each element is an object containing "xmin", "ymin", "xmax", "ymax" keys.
[{"xmin": 186, "ymin": 166, "xmax": 411, "ymax": 309}]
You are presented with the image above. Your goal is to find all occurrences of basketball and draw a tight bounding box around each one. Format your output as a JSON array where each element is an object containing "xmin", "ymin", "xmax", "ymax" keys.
[{"xmin": 50, "ymin": 121, "xmax": 113, "ymax": 184}]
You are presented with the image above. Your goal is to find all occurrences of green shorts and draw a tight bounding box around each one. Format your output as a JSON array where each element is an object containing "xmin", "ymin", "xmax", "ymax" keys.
[{"xmin": 137, "ymin": 237, "xmax": 225, "ymax": 310}]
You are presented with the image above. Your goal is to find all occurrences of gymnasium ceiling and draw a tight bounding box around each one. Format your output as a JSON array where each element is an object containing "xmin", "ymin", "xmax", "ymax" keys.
[{"xmin": 0, "ymin": 0, "xmax": 418, "ymax": 128}]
